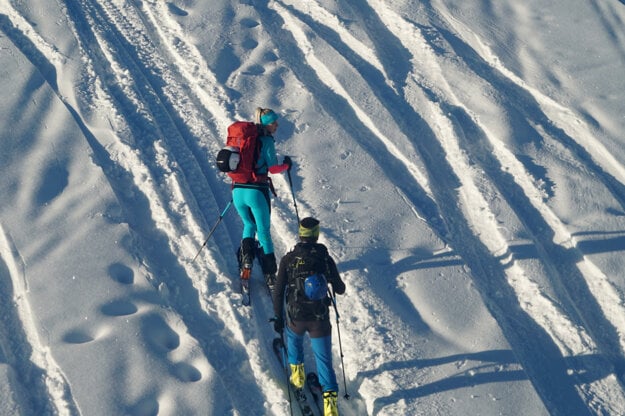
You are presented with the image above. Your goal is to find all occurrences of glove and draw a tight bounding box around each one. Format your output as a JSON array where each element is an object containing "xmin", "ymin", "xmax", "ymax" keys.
[
  {"xmin": 283, "ymin": 156, "xmax": 292, "ymax": 171},
  {"xmin": 270, "ymin": 315, "xmax": 284, "ymax": 334}
]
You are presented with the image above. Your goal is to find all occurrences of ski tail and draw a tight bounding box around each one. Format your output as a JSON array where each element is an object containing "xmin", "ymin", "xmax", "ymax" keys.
[
  {"xmin": 237, "ymin": 243, "xmax": 253, "ymax": 306},
  {"xmin": 306, "ymin": 372, "xmax": 322, "ymax": 402},
  {"xmin": 265, "ymin": 273, "xmax": 276, "ymax": 297}
]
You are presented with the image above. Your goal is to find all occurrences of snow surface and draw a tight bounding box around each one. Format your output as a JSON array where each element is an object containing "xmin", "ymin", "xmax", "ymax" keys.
[{"xmin": 1, "ymin": 0, "xmax": 625, "ymax": 415}]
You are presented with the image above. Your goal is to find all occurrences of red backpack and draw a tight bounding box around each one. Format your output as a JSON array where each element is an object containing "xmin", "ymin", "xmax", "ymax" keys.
[{"xmin": 216, "ymin": 121, "xmax": 265, "ymax": 183}]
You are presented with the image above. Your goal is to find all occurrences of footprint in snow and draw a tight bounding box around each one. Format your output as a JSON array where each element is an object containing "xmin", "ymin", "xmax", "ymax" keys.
[
  {"xmin": 241, "ymin": 38, "xmax": 259, "ymax": 50},
  {"xmin": 62, "ymin": 329, "xmax": 95, "ymax": 344},
  {"xmin": 61, "ymin": 324, "xmax": 112, "ymax": 345},
  {"xmin": 108, "ymin": 262, "xmax": 134, "ymax": 285},
  {"xmin": 240, "ymin": 18, "xmax": 259, "ymax": 29},
  {"xmin": 127, "ymin": 395, "xmax": 159, "ymax": 416},
  {"xmin": 166, "ymin": 3, "xmax": 188, "ymax": 17},
  {"xmin": 100, "ymin": 299, "xmax": 138, "ymax": 317},
  {"xmin": 171, "ymin": 362, "xmax": 202, "ymax": 382},
  {"xmin": 242, "ymin": 64, "xmax": 265, "ymax": 76},
  {"xmin": 35, "ymin": 161, "xmax": 69, "ymax": 205},
  {"xmin": 140, "ymin": 314, "xmax": 180, "ymax": 354}
]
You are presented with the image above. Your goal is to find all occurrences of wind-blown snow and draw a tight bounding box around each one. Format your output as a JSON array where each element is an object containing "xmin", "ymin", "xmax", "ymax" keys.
[{"xmin": 1, "ymin": 1, "xmax": 625, "ymax": 415}]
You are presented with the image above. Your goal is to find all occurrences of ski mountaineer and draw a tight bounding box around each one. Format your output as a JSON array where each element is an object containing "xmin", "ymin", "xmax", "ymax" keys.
[
  {"xmin": 233, "ymin": 107, "xmax": 292, "ymax": 286},
  {"xmin": 272, "ymin": 217, "xmax": 346, "ymax": 416}
]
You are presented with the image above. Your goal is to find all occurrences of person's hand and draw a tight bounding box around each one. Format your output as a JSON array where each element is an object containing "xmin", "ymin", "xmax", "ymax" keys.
[
  {"xmin": 270, "ymin": 315, "xmax": 284, "ymax": 333},
  {"xmin": 283, "ymin": 156, "xmax": 292, "ymax": 171}
]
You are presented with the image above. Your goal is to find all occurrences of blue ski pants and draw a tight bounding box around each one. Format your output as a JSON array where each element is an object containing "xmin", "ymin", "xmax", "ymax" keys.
[{"xmin": 286, "ymin": 325, "xmax": 339, "ymax": 393}]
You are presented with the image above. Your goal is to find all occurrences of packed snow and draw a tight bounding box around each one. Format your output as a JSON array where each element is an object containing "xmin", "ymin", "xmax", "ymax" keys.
[{"xmin": 1, "ymin": 1, "xmax": 625, "ymax": 415}]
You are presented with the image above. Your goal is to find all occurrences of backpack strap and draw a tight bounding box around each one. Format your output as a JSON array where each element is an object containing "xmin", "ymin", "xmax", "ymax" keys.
[{"xmin": 251, "ymin": 127, "xmax": 263, "ymax": 182}]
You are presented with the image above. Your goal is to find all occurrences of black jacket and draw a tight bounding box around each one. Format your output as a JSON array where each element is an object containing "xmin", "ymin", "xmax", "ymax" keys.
[{"xmin": 273, "ymin": 242, "xmax": 345, "ymax": 322}]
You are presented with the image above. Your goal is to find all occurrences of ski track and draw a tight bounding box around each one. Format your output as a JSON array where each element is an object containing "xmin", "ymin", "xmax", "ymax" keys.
[
  {"xmin": 268, "ymin": 1, "xmax": 448, "ymax": 236},
  {"xmin": 428, "ymin": 0, "xmax": 625, "ymax": 398},
  {"xmin": 273, "ymin": 0, "xmax": 625, "ymax": 414},
  {"xmin": 385, "ymin": 1, "xmax": 625, "ymax": 413},
  {"xmin": 0, "ymin": 224, "xmax": 79, "ymax": 415},
  {"xmin": 4, "ymin": 0, "xmax": 625, "ymax": 415},
  {"xmin": 3, "ymin": 0, "xmax": 286, "ymax": 414},
  {"xmin": 60, "ymin": 0, "xmax": 298, "ymax": 413},
  {"xmin": 389, "ymin": 1, "xmax": 625, "ymax": 413},
  {"xmin": 59, "ymin": 0, "xmax": 351, "ymax": 413}
]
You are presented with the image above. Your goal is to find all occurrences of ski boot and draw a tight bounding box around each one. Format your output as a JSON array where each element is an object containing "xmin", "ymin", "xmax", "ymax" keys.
[
  {"xmin": 238, "ymin": 238, "xmax": 256, "ymax": 278},
  {"xmin": 290, "ymin": 363, "xmax": 305, "ymax": 389},
  {"xmin": 323, "ymin": 391, "xmax": 339, "ymax": 416},
  {"xmin": 238, "ymin": 238, "xmax": 256, "ymax": 305},
  {"xmin": 265, "ymin": 273, "xmax": 277, "ymax": 294},
  {"xmin": 259, "ymin": 251, "xmax": 277, "ymax": 295}
]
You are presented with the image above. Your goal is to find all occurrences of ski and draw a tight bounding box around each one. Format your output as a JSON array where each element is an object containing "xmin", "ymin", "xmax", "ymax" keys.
[
  {"xmin": 255, "ymin": 241, "xmax": 275, "ymax": 298},
  {"xmin": 240, "ymin": 267, "xmax": 251, "ymax": 306},
  {"xmin": 239, "ymin": 240, "xmax": 272, "ymax": 306},
  {"xmin": 240, "ymin": 271, "xmax": 273, "ymax": 306},
  {"xmin": 237, "ymin": 242, "xmax": 253, "ymax": 306},
  {"xmin": 306, "ymin": 372, "xmax": 323, "ymax": 413},
  {"xmin": 264, "ymin": 273, "xmax": 276, "ymax": 298},
  {"xmin": 272, "ymin": 338, "xmax": 316, "ymax": 416}
]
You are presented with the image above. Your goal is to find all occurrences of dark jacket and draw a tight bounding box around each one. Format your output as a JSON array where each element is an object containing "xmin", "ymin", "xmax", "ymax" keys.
[{"xmin": 273, "ymin": 242, "xmax": 345, "ymax": 324}]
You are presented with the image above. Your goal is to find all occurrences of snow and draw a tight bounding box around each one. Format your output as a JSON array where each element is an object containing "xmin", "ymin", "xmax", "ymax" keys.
[{"xmin": 1, "ymin": 0, "xmax": 625, "ymax": 415}]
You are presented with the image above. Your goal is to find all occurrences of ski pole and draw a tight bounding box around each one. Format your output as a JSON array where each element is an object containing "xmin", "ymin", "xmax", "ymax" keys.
[
  {"xmin": 191, "ymin": 200, "xmax": 233, "ymax": 263},
  {"xmin": 279, "ymin": 333, "xmax": 294, "ymax": 416},
  {"xmin": 286, "ymin": 168, "xmax": 300, "ymax": 224},
  {"xmin": 329, "ymin": 286, "xmax": 350, "ymax": 399}
]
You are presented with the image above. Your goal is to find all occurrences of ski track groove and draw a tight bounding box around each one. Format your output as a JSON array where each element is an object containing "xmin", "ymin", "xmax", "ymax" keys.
[
  {"xmin": 273, "ymin": 0, "xmax": 625, "ymax": 413},
  {"xmin": 379, "ymin": 0, "xmax": 625, "ymax": 411},
  {"xmin": 378, "ymin": 1, "xmax": 625, "ymax": 411},
  {"xmin": 270, "ymin": 1, "xmax": 448, "ymax": 236},
  {"xmin": 62, "ymin": 0, "xmax": 322, "ymax": 412},
  {"xmin": 434, "ymin": 2, "xmax": 625, "ymax": 205},
  {"xmin": 271, "ymin": 0, "xmax": 586, "ymax": 413},
  {"xmin": 3, "ymin": 0, "xmax": 283, "ymax": 413},
  {"xmin": 0, "ymin": 9, "xmax": 93, "ymax": 416},
  {"xmin": 60, "ymin": 0, "xmax": 297, "ymax": 413},
  {"xmin": 426, "ymin": 0, "xmax": 625, "ymax": 380},
  {"xmin": 0, "ymin": 223, "xmax": 79, "ymax": 415}
]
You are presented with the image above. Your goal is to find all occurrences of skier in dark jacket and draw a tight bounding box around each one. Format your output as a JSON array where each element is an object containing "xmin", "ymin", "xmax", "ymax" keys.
[{"xmin": 272, "ymin": 217, "xmax": 346, "ymax": 416}]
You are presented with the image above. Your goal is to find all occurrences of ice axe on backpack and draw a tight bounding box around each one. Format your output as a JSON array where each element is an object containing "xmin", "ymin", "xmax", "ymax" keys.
[{"xmin": 191, "ymin": 200, "xmax": 233, "ymax": 263}]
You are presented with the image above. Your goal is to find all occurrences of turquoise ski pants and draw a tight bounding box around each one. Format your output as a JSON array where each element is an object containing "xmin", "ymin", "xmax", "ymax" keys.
[{"xmin": 232, "ymin": 185, "xmax": 274, "ymax": 254}]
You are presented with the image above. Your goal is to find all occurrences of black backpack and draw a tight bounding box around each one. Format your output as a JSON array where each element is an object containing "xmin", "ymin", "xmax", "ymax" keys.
[{"xmin": 286, "ymin": 244, "xmax": 331, "ymax": 321}]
